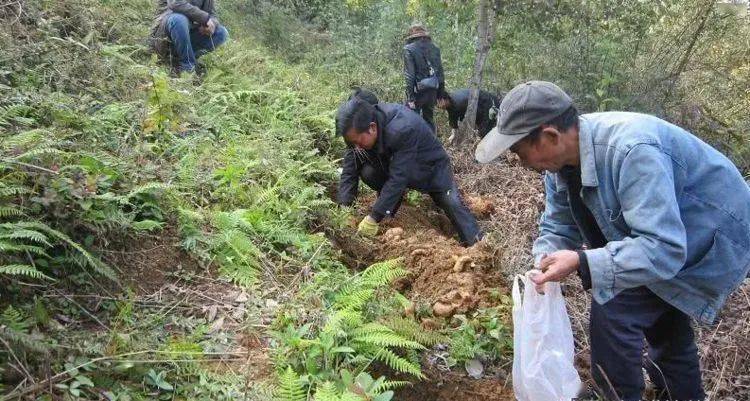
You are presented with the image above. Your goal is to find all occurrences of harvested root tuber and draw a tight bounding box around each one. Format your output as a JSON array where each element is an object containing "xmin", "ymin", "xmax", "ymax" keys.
[
  {"xmin": 432, "ymin": 301, "xmax": 455, "ymax": 317},
  {"xmin": 453, "ymin": 255, "xmax": 473, "ymax": 272}
]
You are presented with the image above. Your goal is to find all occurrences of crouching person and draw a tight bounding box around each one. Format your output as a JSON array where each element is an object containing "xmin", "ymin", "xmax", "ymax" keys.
[
  {"xmin": 336, "ymin": 97, "xmax": 483, "ymax": 247},
  {"xmin": 437, "ymin": 88, "xmax": 501, "ymax": 141},
  {"xmin": 150, "ymin": 0, "xmax": 229, "ymax": 75}
]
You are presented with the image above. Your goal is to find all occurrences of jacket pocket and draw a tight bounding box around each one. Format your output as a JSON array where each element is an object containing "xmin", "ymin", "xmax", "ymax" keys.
[{"xmin": 681, "ymin": 230, "xmax": 750, "ymax": 295}]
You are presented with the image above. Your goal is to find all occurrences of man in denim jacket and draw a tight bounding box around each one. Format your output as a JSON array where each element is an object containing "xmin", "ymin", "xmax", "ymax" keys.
[{"xmin": 476, "ymin": 81, "xmax": 750, "ymax": 401}]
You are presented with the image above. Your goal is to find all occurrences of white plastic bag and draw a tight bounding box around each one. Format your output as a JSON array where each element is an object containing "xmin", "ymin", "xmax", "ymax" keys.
[{"xmin": 512, "ymin": 270, "xmax": 582, "ymax": 401}]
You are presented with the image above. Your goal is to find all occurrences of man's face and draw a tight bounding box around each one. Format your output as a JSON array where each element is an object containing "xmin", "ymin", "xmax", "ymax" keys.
[
  {"xmin": 343, "ymin": 122, "xmax": 378, "ymax": 150},
  {"xmin": 509, "ymin": 127, "xmax": 569, "ymax": 173}
]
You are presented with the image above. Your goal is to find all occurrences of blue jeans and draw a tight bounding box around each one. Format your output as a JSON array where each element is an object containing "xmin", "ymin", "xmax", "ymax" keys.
[
  {"xmin": 590, "ymin": 286, "xmax": 705, "ymax": 401},
  {"xmin": 166, "ymin": 13, "xmax": 228, "ymax": 72}
]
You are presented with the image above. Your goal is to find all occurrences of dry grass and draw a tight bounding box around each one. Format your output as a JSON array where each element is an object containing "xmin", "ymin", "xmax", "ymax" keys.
[{"xmin": 449, "ymin": 144, "xmax": 545, "ymax": 279}]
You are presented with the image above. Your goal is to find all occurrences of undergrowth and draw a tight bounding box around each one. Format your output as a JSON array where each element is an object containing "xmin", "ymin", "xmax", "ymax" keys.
[{"xmin": 0, "ymin": 0, "xmax": 436, "ymax": 399}]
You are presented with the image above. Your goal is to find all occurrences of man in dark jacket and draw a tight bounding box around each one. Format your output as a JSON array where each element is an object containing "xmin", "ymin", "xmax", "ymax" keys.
[
  {"xmin": 438, "ymin": 88, "xmax": 502, "ymax": 140},
  {"xmin": 403, "ymin": 24, "xmax": 447, "ymax": 133},
  {"xmin": 150, "ymin": 0, "xmax": 229, "ymax": 74},
  {"xmin": 336, "ymin": 97, "xmax": 482, "ymax": 246}
]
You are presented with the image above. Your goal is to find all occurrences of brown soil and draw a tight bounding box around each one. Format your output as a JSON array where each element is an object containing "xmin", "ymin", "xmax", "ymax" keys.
[
  {"xmin": 396, "ymin": 364, "xmax": 515, "ymax": 401},
  {"xmin": 347, "ymin": 192, "xmax": 508, "ymax": 319},
  {"xmin": 97, "ymin": 228, "xmax": 274, "ymax": 384},
  {"xmin": 97, "ymin": 226, "xmax": 202, "ymax": 295}
]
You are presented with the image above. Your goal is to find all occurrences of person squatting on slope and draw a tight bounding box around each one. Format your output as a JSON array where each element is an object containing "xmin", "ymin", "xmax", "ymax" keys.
[
  {"xmin": 150, "ymin": 0, "xmax": 229, "ymax": 75},
  {"xmin": 437, "ymin": 88, "xmax": 502, "ymax": 142},
  {"xmin": 476, "ymin": 80, "xmax": 750, "ymax": 401},
  {"xmin": 403, "ymin": 23, "xmax": 447, "ymax": 133},
  {"xmin": 336, "ymin": 95, "xmax": 483, "ymax": 247}
]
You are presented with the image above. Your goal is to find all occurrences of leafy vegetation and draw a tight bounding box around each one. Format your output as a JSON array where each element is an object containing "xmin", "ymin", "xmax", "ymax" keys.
[
  {"xmin": 271, "ymin": 259, "xmax": 432, "ymax": 398},
  {"xmin": 245, "ymin": 0, "xmax": 750, "ymax": 173},
  {"xmin": 1, "ymin": 0, "xmax": 747, "ymax": 399}
]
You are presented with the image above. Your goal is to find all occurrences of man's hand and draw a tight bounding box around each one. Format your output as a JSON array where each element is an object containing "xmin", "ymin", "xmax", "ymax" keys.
[
  {"xmin": 530, "ymin": 250, "xmax": 580, "ymax": 292},
  {"xmin": 357, "ymin": 215, "xmax": 379, "ymax": 237},
  {"xmin": 407, "ymin": 101, "xmax": 416, "ymax": 110},
  {"xmin": 200, "ymin": 19, "xmax": 216, "ymax": 36}
]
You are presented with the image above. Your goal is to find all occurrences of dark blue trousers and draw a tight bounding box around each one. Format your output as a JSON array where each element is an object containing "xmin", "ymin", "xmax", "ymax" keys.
[
  {"xmin": 359, "ymin": 163, "xmax": 481, "ymax": 246},
  {"xmin": 590, "ymin": 286, "xmax": 705, "ymax": 401}
]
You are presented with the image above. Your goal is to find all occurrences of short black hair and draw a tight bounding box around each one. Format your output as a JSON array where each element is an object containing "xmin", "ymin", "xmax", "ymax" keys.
[
  {"xmin": 336, "ymin": 97, "xmax": 376, "ymax": 137},
  {"xmin": 349, "ymin": 87, "xmax": 379, "ymax": 105},
  {"xmin": 523, "ymin": 106, "xmax": 579, "ymax": 144}
]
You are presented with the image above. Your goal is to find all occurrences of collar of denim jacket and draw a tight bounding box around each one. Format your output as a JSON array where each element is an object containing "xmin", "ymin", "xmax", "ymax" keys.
[
  {"xmin": 553, "ymin": 115, "xmax": 598, "ymax": 191},
  {"xmin": 578, "ymin": 115, "xmax": 599, "ymax": 188}
]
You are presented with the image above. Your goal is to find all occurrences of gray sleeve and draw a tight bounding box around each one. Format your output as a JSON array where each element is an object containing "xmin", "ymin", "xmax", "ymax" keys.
[{"xmin": 167, "ymin": 0, "xmax": 211, "ymax": 24}]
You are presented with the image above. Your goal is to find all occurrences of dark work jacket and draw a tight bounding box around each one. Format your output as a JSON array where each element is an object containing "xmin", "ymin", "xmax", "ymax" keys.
[
  {"xmin": 337, "ymin": 147, "xmax": 382, "ymax": 206},
  {"xmin": 338, "ymin": 103, "xmax": 453, "ymax": 220},
  {"xmin": 403, "ymin": 38, "xmax": 447, "ymax": 105},
  {"xmin": 446, "ymin": 89, "xmax": 501, "ymax": 137}
]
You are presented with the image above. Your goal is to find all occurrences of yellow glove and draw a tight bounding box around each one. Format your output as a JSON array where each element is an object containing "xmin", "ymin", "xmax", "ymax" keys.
[{"xmin": 357, "ymin": 215, "xmax": 379, "ymax": 237}]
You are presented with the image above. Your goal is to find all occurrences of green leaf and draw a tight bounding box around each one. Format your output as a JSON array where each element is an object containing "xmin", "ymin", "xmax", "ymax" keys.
[
  {"xmin": 373, "ymin": 391, "xmax": 394, "ymax": 401},
  {"xmin": 75, "ymin": 375, "xmax": 94, "ymax": 387},
  {"xmin": 131, "ymin": 219, "xmax": 164, "ymax": 231}
]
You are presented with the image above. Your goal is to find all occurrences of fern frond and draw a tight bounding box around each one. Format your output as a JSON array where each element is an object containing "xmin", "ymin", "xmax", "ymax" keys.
[
  {"xmin": 322, "ymin": 309, "xmax": 363, "ymax": 335},
  {"xmin": 1, "ymin": 129, "xmax": 48, "ymax": 149},
  {"xmin": 12, "ymin": 221, "xmax": 117, "ymax": 281},
  {"xmin": 313, "ymin": 382, "xmax": 340, "ymax": 401},
  {"xmin": 0, "ymin": 264, "xmax": 52, "ymax": 280},
  {"xmin": 349, "ymin": 322, "xmax": 395, "ymax": 338},
  {"xmin": 353, "ymin": 332, "xmax": 425, "ymax": 350},
  {"xmin": 0, "ymin": 228, "xmax": 51, "ymax": 246},
  {"xmin": 11, "ymin": 146, "xmax": 64, "ymax": 160},
  {"xmin": 276, "ymin": 367, "xmax": 306, "ymax": 401},
  {"xmin": 126, "ymin": 182, "xmax": 171, "ymax": 199},
  {"xmin": 218, "ymin": 260, "xmax": 260, "ymax": 288},
  {"xmin": 0, "ymin": 306, "xmax": 29, "ymax": 332},
  {"xmin": 334, "ymin": 288, "xmax": 374, "ymax": 311},
  {"xmin": 372, "ymin": 379, "xmax": 410, "ymax": 393},
  {"xmin": 0, "ymin": 185, "xmax": 29, "ymax": 197},
  {"xmin": 0, "ymin": 206, "xmax": 23, "ymax": 218},
  {"xmin": 0, "ymin": 241, "xmax": 49, "ymax": 257},
  {"xmin": 0, "ymin": 326, "xmax": 51, "ymax": 354},
  {"xmin": 383, "ymin": 317, "xmax": 447, "ymax": 346},
  {"xmin": 374, "ymin": 348, "xmax": 424, "ymax": 379},
  {"xmin": 360, "ymin": 259, "xmax": 407, "ymax": 288}
]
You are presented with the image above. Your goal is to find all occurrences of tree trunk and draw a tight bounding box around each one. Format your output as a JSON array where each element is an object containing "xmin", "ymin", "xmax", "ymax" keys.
[{"xmin": 454, "ymin": 0, "xmax": 500, "ymax": 145}]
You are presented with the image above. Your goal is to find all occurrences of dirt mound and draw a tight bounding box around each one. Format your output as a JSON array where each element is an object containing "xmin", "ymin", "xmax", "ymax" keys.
[{"xmin": 346, "ymin": 193, "xmax": 507, "ymax": 320}]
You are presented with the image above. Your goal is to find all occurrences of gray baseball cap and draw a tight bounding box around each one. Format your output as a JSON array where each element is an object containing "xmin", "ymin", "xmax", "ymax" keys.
[{"xmin": 475, "ymin": 81, "xmax": 573, "ymax": 163}]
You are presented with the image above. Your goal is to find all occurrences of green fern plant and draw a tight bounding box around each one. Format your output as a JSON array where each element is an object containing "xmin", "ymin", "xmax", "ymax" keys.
[
  {"xmin": 272, "ymin": 259, "xmax": 428, "ymax": 400},
  {"xmin": 0, "ymin": 306, "xmax": 51, "ymax": 354},
  {"xmin": 383, "ymin": 316, "xmax": 447, "ymax": 347},
  {"xmin": 0, "ymin": 221, "xmax": 115, "ymax": 281},
  {"xmin": 276, "ymin": 367, "xmax": 307, "ymax": 401}
]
